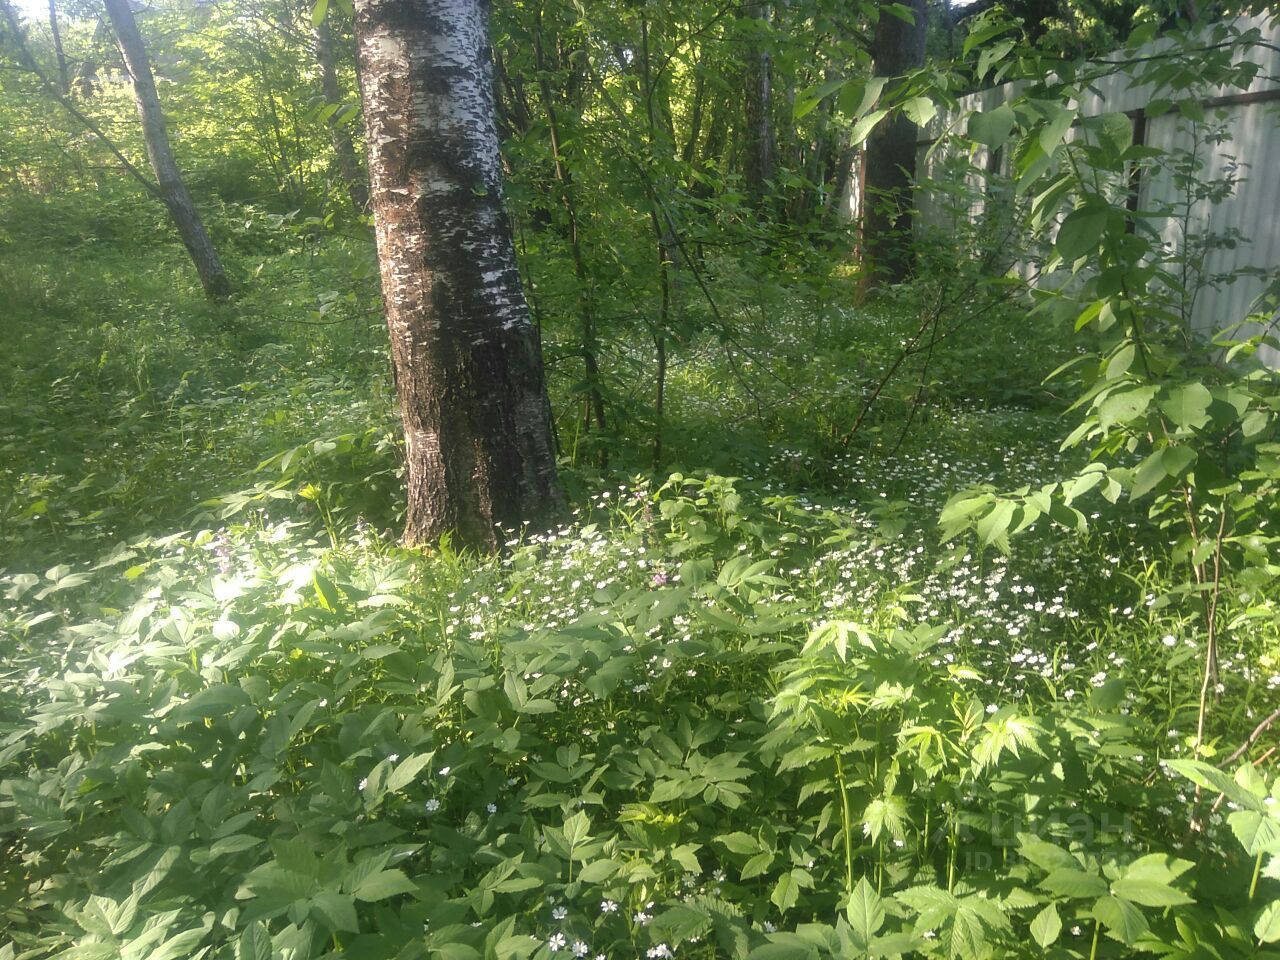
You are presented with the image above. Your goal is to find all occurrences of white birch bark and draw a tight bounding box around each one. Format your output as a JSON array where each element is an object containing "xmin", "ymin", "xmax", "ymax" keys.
[{"xmin": 355, "ymin": 0, "xmax": 562, "ymax": 547}]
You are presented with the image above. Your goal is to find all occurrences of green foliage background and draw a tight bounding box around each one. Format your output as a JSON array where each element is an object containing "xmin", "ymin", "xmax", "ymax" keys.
[{"xmin": 1, "ymin": 0, "xmax": 1280, "ymax": 958}]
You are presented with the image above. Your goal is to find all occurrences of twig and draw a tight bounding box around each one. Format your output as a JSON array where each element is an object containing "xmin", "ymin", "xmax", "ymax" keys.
[
  {"xmin": 1220, "ymin": 708, "xmax": 1280, "ymax": 767},
  {"xmin": 0, "ymin": 0, "xmax": 162, "ymax": 200}
]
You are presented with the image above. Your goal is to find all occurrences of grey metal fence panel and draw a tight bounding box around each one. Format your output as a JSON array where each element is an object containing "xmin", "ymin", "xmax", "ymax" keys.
[{"xmin": 910, "ymin": 14, "xmax": 1280, "ymax": 365}]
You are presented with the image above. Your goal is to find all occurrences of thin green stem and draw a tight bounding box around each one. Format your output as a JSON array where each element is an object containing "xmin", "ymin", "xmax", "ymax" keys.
[
  {"xmin": 835, "ymin": 752, "xmax": 854, "ymax": 896},
  {"xmin": 947, "ymin": 811, "xmax": 958, "ymax": 893}
]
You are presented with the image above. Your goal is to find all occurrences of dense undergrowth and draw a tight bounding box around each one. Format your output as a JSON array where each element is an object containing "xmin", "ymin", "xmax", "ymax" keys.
[{"xmin": 2, "ymin": 191, "xmax": 1280, "ymax": 960}]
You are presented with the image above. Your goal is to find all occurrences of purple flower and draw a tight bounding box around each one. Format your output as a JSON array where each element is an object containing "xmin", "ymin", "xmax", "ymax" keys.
[{"xmin": 651, "ymin": 570, "xmax": 670, "ymax": 587}]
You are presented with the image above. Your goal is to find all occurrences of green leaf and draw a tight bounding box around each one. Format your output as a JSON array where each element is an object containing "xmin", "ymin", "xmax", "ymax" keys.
[
  {"xmin": 492, "ymin": 935, "xmax": 539, "ymax": 960},
  {"xmin": 1121, "ymin": 854, "xmax": 1194, "ymax": 885},
  {"xmin": 353, "ymin": 869, "xmax": 417, "ymax": 902},
  {"xmin": 671, "ymin": 844, "xmax": 702, "ymax": 873},
  {"xmin": 1229, "ymin": 811, "xmax": 1280, "ymax": 856},
  {"xmin": 1040, "ymin": 869, "xmax": 1107, "ymax": 899},
  {"xmin": 1166, "ymin": 759, "xmax": 1267, "ymax": 811},
  {"xmin": 1092, "ymin": 895, "xmax": 1148, "ymax": 945},
  {"xmin": 1129, "ymin": 450, "xmax": 1170, "ymax": 500},
  {"xmin": 1030, "ymin": 903, "xmax": 1061, "ymax": 947},
  {"xmin": 862, "ymin": 796, "xmax": 908, "ymax": 842},
  {"xmin": 562, "ymin": 810, "xmax": 592, "ymax": 853},
  {"xmin": 976, "ymin": 500, "xmax": 1016, "ymax": 546},
  {"xmin": 1089, "ymin": 678, "xmax": 1126, "ymax": 711},
  {"xmin": 1162, "ymin": 444, "xmax": 1196, "ymax": 480},
  {"xmin": 1109, "ymin": 877, "xmax": 1193, "ymax": 907},
  {"xmin": 794, "ymin": 78, "xmax": 844, "ymax": 120},
  {"xmin": 314, "ymin": 572, "xmax": 342, "ymax": 611},
  {"xmin": 1159, "ymin": 383, "xmax": 1213, "ymax": 430},
  {"xmin": 1038, "ymin": 106, "xmax": 1076, "ymax": 155},
  {"xmin": 235, "ymin": 921, "xmax": 272, "ymax": 960},
  {"xmin": 151, "ymin": 923, "xmax": 213, "ymax": 960},
  {"xmin": 1017, "ymin": 834, "xmax": 1077, "ymax": 873},
  {"xmin": 1257, "ymin": 902, "xmax": 1280, "ymax": 943},
  {"xmin": 845, "ymin": 877, "xmax": 885, "ymax": 950},
  {"xmin": 977, "ymin": 38, "xmax": 1015, "ymax": 80},
  {"xmin": 851, "ymin": 110, "xmax": 889, "ymax": 146},
  {"xmin": 650, "ymin": 904, "xmax": 712, "ymax": 945},
  {"xmin": 716, "ymin": 832, "xmax": 761, "ymax": 855},
  {"xmin": 964, "ymin": 16, "xmax": 1013, "ymax": 56},
  {"xmin": 491, "ymin": 876, "xmax": 541, "ymax": 893},
  {"xmin": 771, "ymin": 872, "xmax": 800, "ymax": 913},
  {"xmin": 882, "ymin": 2, "xmax": 918, "ymax": 24},
  {"xmin": 968, "ymin": 105, "xmax": 1016, "ymax": 148},
  {"xmin": 433, "ymin": 943, "xmax": 482, "ymax": 960},
  {"xmin": 1104, "ymin": 342, "xmax": 1135, "ymax": 379},
  {"xmin": 310, "ymin": 890, "xmax": 359, "ymax": 933},
  {"xmin": 386, "ymin": 753, "xmax": 434, "ymax": 793},
  {"xmin": 1241, "ymin": 408, "xmax": 1270, "ymax": 437},
  {"xmin": 837, "ymin": 76, "xmax": 887, "ymax": 120},
  {"xmin": 902, "ymin": 97, "xmax": 937, "ymax": 127},
  {"xmin": 172, "ymin": 684, "xmax": 251, "ymax": 722},
  {"xmin": 1098, "ymin": 386, "xmax": 1155, "ymax": 430},
  {"xmin": 1057, "ymin": 202, "xmax": 1110, "ymax": 261},
  {"xmin": 310, "ymin": 0, "xmax": 329, "ymax": 27},
  {"xmin": 741, "ymin": 851, "xmax": 774, "ymax": 880},
  {"xmin": 577, "ymin": 859, "xmax": 620, "ymax": 883},
  {"xmin": 208, "ymin": 839, "xmax": 261, "ymax": 860},
  {"xmin": 895, "ymin": 885, "xmax": 959, "ymax": 928},
  {"xmin": 747, "ymin": 935, "xmax": 819, "ymax": 960},
  {"xmin": 1094, "ymin": 112, "xmax": 1134, "ymax": 156}
]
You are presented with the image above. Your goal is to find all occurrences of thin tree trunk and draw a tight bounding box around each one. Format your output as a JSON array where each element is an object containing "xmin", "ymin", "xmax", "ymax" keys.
[
  {"xmin": 47, "ymin": 0, "xmax": 68, "ymax": 94},
  {"xmin": 681, "ymin": 68, "xmax": 705, "ymax": 167},
  {"xmin": 826, "ymin": 139, "xmax": 857, "ymax": 226},
  {"xmin": 742, "ymin": 0, "xmax": 776, "ymax": 208},
  {"xmin": 860, "ymin": 0, "xmax": 928, "ymax": 287},
  {"xmin": 102, "ymin": 0, "xmax": 231, "ymax": 300},
  {"xmin": 313, "ymin": 18, "xmax": 368, "ymax": 211},
  {"xmin": 354, "ymin": 0, "xmax": 562, "ymax": 549},
  {"xmin": 640, "ymin": 16, "xmax": 675, "ymax": 472},
  {"xmin": 534, "ymin": 14, "xmax": 605, "ymax": 447},
  {"xmin": 688, "ymin": 88, "xmax": 727, "ymax": 264},
  {"xmin": 493, "ymin": 47, "xmax": 533, "ymax": 140}
]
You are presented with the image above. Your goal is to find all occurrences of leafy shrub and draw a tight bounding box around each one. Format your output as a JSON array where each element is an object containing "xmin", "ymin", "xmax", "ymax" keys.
[{"xmin": 2, "ymin": 476, "xmax": 1276, "ymax": 960}]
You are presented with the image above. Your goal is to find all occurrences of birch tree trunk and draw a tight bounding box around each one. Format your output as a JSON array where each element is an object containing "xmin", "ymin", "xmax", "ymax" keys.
[
  {"xmin": 860, "ymin": 0, "xmax": 928, "ymax": 286},
  {"xmin": 102, "ymin": 0, "xmax": 230, "ymax": 301},
  {"xmin": 354, "ymin": 0, "xmax": 563, "ymax": 549},
  {"xmin": 313, "ymin": 18, "xmax": 368, "ymax": 212}
]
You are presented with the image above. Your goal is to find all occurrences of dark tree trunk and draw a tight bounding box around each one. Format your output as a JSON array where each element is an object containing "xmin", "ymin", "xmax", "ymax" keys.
[
  {"xmin": 354, "ymin": 0, "xmax": 562, "ymax": 549},
  {"xmin": 47, "ymin": 0, "xmax": 68, "ymax": 94},
  {"xmin": 861, "ymin": 0, "xmax": 928, "ymax": 286},
  {"xmin": 102, "ymin": 0, "xmax": 231, "ymax": 300},
  {"xmin": 534, "ymin": 13, "xmax": 605, "ymax": 448},
  {"xmin": 313, "ymin": 18, "xmax": 368, "ymax": 211},
  {"xmin": 639, "ymin": 15, "xmax": 676, "ymax": 472},
  {"xmin": 492, "ymin": 47, "xmax": 533, "ymax": 141},
  {"xmin": 742, "ymin": 0, "xmax": 776, "ymax": 207}
]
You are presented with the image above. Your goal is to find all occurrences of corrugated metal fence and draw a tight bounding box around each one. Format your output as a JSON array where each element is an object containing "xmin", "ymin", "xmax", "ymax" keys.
[{"xmin": 912, "ymin": 14, "xmax": 1280, "ymax": 365}]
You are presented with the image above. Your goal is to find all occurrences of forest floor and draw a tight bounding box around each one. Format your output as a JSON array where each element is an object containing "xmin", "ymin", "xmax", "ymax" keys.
[{"xmin": 1, "ymin": 196, "xmax": 1277, "ymax": 960}]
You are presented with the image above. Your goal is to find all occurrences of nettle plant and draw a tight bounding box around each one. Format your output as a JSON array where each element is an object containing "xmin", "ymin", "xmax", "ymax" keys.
[{"xmin": 935, "ymin": 18, "xmax": 1280, "ymax": 756}]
